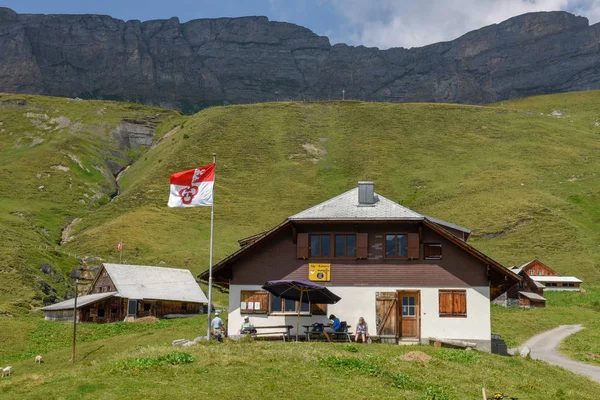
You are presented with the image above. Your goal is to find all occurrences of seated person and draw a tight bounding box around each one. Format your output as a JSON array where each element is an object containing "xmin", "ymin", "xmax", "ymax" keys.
[
  {"xmin": 323, "ymin": 314, "xmax": 342, "ymax": 342},
  {"xmin": 354, "ymin": 317, "xmax": 368, "ymax": 343},
  {"xmin": 238, "ymin": 316, "xmax": 256, "ymax": 334}
]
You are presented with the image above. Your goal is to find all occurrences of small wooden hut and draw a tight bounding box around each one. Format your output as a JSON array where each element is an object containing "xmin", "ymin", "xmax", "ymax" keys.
[{"xmin": 41, "ymin": 263, "xmax": 208, "ymax": 322}]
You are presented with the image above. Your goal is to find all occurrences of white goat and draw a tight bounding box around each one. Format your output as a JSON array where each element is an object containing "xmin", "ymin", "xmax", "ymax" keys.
[
  {"xmin": 35, "ymin": 355, "xmax": 43, "ymax": 364},
  {"xmin": 1, "ymin": 366, "xmax": 11, "ymax": 377}
]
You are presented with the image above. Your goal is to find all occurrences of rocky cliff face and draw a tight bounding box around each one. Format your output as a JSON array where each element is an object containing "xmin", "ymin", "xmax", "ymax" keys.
[{"xmin": 1, "ymin": 7, "xmax": 599, "ymax": 111}]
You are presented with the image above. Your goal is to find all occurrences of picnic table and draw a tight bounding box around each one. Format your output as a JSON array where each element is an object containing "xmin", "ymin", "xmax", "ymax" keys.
[
  {"xmin": 303, "ymin": 324, "xmax": 353, "ymax": 342},
  {"xmin": 245, "ymin": 325, "xmax": 294, "ymax": 341}
]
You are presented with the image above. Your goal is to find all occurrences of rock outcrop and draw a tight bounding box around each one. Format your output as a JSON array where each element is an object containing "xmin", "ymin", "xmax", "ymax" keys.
[{"xmin": 1, "ymin": 7, "xmax": 599, "ymax": 111}]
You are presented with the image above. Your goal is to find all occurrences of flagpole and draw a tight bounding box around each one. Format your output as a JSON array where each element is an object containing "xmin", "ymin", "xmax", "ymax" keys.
[
  {"xmin": 120, "ymin": 241, "xmax": 123, "ymax": 264},
  {"xmin": 206, "ymin": 153, "xmax": 216, "ymax": 340}
]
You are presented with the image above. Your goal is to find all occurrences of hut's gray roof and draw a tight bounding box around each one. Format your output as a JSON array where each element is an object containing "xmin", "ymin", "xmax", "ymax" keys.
[
  {"xmin": 518, "ymin": 291, "xmax": 547, "ymax": 301},
  {"xmin": 287, "ymin": 187, "xmax": 472, "ymax": 237},
  {"xmin": 530, "ymin": 276, "xmax": 582, "ymax": 283},
  {"xmin": 40, "ymin": 292, "xmax": 117, "ymax": 311},
  {"xmin": 289, "ymin": 188, "xmax": 424, "ymax": 221},
  {"xmin": 424, "ymin": 216, "xmax": 471, "ymax": 234},
  {"xmin": 103, "ymin": 263, "xmax": 208, "ymax": 303}
]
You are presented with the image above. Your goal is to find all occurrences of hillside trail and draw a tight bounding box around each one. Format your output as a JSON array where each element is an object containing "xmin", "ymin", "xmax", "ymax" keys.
[{"xmin": 520, "ymin": 324, "xmax": 600, "ymax": 383}]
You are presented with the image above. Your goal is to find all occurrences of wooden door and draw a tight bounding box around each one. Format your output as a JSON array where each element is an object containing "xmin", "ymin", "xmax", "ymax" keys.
[
  {"xmin": 376, "ymin": 292, "xmax": 398, "ymax": 336},
  {"xmin": 397, "ymin": 291, "xmax": 420, "ymax": 339}
]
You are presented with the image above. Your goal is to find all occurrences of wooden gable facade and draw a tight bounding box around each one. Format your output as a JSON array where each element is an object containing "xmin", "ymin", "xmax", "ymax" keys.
[{"xmin": 521, "ymin": 259, "xmax": 558, "ymax": 277}]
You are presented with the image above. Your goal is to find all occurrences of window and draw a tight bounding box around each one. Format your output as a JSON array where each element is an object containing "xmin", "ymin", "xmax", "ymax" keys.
[
  {"xmin": 310, "ymin": 234, "xmax": 331, "ymax": 257},
  {"xmin": 269, "ymin": 294, "xmax": 310, "ymax": 314},
  {"xmin": 240, "ymin": 290, "xmax": 268, "ymax": 314},
  {"xmin": 385, "ymin": 234, "xmax": 408, "ymax": 258},
  {"xmin": 143, "ymin": 303, "xmax": 151, "ymax": 312},
  {"xmin": 97, "ymin": 308, "xmax": 105, "ymax": 318},
  {"xmin": 439, "ymin": 290, "xmax": 466, "ymax": 317},
  {"xmin": 424, "ymin": 243, "xmax": 442, "ymax": 260},
  {"xmin": 538, "ymin": 270, "xmax": 543, "ymax": 275},
  {"xmin": 181, "ymin": 303, "xmax": 188, "ymax": 311},
  {"xmin": 402, "ymin": 296, "xmax": 416, "ymax": 316},
  {"xmin": 335, "ymin": 234, "xmax": 356, "ymax": 257}
]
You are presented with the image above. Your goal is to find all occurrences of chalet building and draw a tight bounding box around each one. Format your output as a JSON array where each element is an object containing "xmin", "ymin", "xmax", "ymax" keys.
[
  {"xmin": 41, "ymin": 264, "xmax": 208, "ymax": 322},
  {"xmin": 199, "ymin": 182, "xmax": 519, "ymax": 351},
  {"xmin": 512, "ymin": 259, "xmax": 582, "ymax": 291},
  {"xmin": 493, "ymin": 265, "xmax": 547, "ymax": 308}
]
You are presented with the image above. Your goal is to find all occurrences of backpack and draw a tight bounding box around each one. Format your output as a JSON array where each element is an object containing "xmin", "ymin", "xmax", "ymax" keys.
[{"xmin": 311, "ymin": 323, "xmax": 324, "ymax": 332}]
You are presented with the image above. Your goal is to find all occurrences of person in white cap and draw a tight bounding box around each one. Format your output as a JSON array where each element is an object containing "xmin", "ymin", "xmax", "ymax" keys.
[
  {"xmin": 239, "ymin": 315, "xmax": 255, "ymax": 334},
  {"xmin": 211, "ymin": 312, "xmax": 224, "ymax": 341}
]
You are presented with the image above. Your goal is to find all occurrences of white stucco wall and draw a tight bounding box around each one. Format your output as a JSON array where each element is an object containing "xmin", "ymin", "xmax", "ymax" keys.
[{"xmin": 228, "ymin": 284, "xmax": 490, "ymax": 342}]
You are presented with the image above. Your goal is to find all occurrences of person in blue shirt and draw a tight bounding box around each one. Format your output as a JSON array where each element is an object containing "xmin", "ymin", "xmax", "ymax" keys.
[
  {"xmin": 211, "ymin": 312, "xmax": 224, "ymax": 341},
  {"xmin": 323, "ymin": 314, "xmax": 342, "ymax": 342}
]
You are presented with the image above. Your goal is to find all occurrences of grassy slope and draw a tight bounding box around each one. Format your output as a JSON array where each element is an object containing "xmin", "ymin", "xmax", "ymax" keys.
[
  {"xmin": 3, "ymin": 92, "xmax": 600, "ymax": 397},
  {"xmin": 1, "ymin": 323, "xmax": 598, "ymax": 400},
  {"xmin": 62, "ymin": 93, "xmax": 600, "ymax": 362},
  {"xmin": 0, "ymin": 94, "xmax": 179, "ymax": 313}
]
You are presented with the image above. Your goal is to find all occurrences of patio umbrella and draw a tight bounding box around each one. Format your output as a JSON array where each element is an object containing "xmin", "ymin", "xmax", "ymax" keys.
[{"xmin": 262, "ymin": 280, "xmax": 341, "ymax": 341}]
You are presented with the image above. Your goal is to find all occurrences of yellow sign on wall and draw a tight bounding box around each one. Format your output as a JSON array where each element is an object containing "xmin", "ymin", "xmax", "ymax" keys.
[{"xmin": 309, "ymin": 263, "xmax": 331, "ymax": 282}]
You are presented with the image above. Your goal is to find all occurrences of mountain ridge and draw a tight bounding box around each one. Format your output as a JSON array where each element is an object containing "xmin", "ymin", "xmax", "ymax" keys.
[{"xmin": 1, "ymin": 8, "xmax": 599, "ymax": 112}]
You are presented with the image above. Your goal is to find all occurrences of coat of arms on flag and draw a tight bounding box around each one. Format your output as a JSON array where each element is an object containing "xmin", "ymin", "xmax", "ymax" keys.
[
  {"xmin": 117, "ymin": 239, "xmax": 123, "ymax": 252},
  {"xmin": 168, "ymin": 163, "xmax": 215, "ymax": 207}
]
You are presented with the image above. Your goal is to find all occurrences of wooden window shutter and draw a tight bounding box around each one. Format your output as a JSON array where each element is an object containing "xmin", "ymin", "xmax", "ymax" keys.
[
  {"xmin": 297, "ymin": 233, "xmax": 309, "ymax": 259},
  {"xmin": 407, "ymin": 233, "xmax": 420, "ymax": 259},
  {"xmin": 454, "ymin": 292, "xmax": 466, "ymax": 315},
  {"xmin": 256, "ymin": 291, "xmax": 268, "ymax": 314},
  {"xmin": 241, "ymin": 290, "xmax": 268, "ymax": 314},
  {"xmin": 356, "ymin": 233, "xmax": 368, "ymax": 259},
  {"xmin": 311, "ymin": 303, "xmax": 327, "ymax": 315},
  {"xmin": 439, "ymin": 291, "xmax": 453, "ymax": 315}
]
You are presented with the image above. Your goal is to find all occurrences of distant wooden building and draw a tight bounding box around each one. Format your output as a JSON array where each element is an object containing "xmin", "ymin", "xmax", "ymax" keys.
[
  {"xmin": 494, "ymin": 259, "xmax": 583, "ymax": 308},
  {"xmin": 513, "ymin": 259, "xmax": 582, "ymax": 291},
  {"xmin": 41, "ymin": 264, "xmax": 208, "ymax": 322}
]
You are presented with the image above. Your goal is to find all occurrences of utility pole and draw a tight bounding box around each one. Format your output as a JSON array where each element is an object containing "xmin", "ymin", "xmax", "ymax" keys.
[{"xmin": 71, "ymin": 278, "xmax": 79, "ymax": 364}]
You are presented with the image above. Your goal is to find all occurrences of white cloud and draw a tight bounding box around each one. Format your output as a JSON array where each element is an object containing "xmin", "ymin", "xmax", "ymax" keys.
[{"xmin": 329, "ymin": 0, "xmax": 600, "ymax": 49}]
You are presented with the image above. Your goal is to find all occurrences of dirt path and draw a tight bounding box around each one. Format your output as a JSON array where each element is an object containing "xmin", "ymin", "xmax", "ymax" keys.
[{"xmin": 522, "ymin": 324, "xmax": 600, "ymax": 383}]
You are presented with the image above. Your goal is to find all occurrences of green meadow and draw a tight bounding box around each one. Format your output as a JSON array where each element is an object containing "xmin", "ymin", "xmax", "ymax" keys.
[{"xmin": 3, "ymin": 91, "xmax": 600, "ymax": 397}]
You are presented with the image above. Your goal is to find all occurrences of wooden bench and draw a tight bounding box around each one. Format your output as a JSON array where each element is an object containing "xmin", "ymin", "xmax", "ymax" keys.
[{"xmin": 244, "ymin": 325, "xmax": 293, "ymax": 341}]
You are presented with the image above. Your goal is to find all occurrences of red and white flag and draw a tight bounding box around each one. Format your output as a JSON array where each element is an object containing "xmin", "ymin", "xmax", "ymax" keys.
[
  {"xmin": 117, "ymin": 239, "xmax": 123, "ymax": 252},
  {"xmin": 168, "ymin": 163, "xmax": 215, "ymax": 208}
]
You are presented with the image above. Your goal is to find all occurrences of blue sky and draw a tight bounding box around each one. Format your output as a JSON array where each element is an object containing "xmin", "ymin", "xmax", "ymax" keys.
[{"xmin": 4, "ymin": 0, "xmax": 600, "ymax": 49}]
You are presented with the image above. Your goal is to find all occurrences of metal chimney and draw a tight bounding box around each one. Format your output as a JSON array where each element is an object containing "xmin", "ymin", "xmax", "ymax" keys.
[{"xmin": 358, "ymin": 181, "xmax": 375, "ymax": 205}]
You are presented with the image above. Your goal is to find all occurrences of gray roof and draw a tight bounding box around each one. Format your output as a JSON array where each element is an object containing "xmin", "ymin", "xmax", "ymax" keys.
[
  {"xmin": 103, "ymin": 264, "xmax": 208, "ymax": 303},
  {"xmin": 41, "ymin": 292, "xmax": 117, "ymax": 311},
  {"xmin": 533, "ymin": 280, "xmax": 546, "ymax": 288},
  {"xmin": 287, "ymin": 187, "xmax": 473, "ymax": 238},
  {"xmin": 518, "ymin": 291, "xmax": 547, "ymax": 301},
  {"xmin": 509, "ymin": 266, "xmax": 523, "ymax": 274},
  {"xmin": 289, "ymin": 188, "xmax": 424, "ymax": 221},
  {"xmin": 424, "ymin": 216, "xmax": 471, "ymax": 234},
  {"xmin": 530, "ymin": 276, "xmax": 582, "ymax": 283}
]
